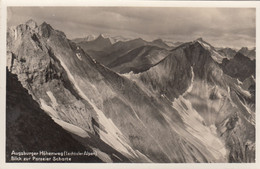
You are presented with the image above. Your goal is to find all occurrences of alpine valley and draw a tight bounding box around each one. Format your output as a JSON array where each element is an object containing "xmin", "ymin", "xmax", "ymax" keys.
[{"xmin": 6, "ymin": 20, "xmax": 256, "ymax": 163}]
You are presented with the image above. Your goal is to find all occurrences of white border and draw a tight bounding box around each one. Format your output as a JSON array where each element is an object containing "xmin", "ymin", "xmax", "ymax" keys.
[{"xmin": 0, "ymin": 1, "xmax": 259, "ymax": 169}]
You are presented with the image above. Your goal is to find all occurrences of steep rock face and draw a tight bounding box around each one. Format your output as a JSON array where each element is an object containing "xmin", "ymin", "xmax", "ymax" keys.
[
  {"xmin": 195, "ymin": 38, "xmax": 226, "ymax": 64},
  {"xmin": 7, "ymin": 21, "xmax": 97, "ymax": 136},
  {"xmin": 185, "ymin": 71, "xmax": 255, "ymax": 162},
  {"xmin": 7, "ymin": 21, "xmax": 135, "ymax": 162},
  {"xmin": 137, "ymin": 41, "xmax": 224, "ymax": 101},
  {"xmin": 6, "ymin": 70, "xmax": 102, "ymax": 163},
  {"xmin": 221, "ymin": 52, "xmax": 255, "ymax": 81}
]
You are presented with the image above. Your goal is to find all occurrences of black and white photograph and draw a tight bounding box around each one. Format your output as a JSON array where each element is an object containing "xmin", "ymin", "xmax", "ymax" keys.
[{"xmin": 1, "ymin": 1, "xmax": 259, "ymax": 168}]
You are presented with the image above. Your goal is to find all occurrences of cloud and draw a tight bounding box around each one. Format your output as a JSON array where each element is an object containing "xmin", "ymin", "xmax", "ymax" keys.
[{"xmin": 7, "ymin": 7, "xmax": 255, "ymax": 48}]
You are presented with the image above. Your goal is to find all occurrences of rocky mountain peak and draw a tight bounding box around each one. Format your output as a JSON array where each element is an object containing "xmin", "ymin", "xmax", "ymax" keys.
[
  {"xmin": 235, "ymin": 51, "xmax": 248, "ymax": 59},
  {"xmin": 152, "ymin": 38, "xmax": 164, "ymax": 43},
  {"xmin": 195, "ymin": 37, "xmax": 211, "ymax": 46},
  {"xmin": 240, "ymin": 47, "xmax": 248, "ymax": 51},
  {"xmin": 95, "ymin": 34, "xmax": 111, "ymax": 43},
  {"xmin": 7, "ymin": 19, "xmax": 39, "ymax": 43},
  {"xmin": 39, "ymin": 21, "xmax": 54, "ymax": 38},
  {"xmin": 86, "ymin": 34, "xmax": 96, "ymax": 41},
  {"xmin": 97, "ymin": 33, "xmax": 107, "ymax": 40},
  {"xmin": 136, "ymin": 37, "xmax": 145, "ymax": 41},
  {"xmin": 193, "ymin": 37, "xmax": 226, "ymax": 63},
  {"xmin": 195, "ymin": 38, "xmax": 214, "ymax": 48},
  {"xmin": 25, "ymin": 19, "xmax": 38, "ymax": 30},
  {"xmin": 152, "ymin": 38, "xmax": 169, "ymax": 47},
  {"xmin": 126, "ymin": 37, "xmax": 147, "ymax": 45},
  {"xmin": 196, "ymin": 37, "xmax": 203, "ymax": 41}
]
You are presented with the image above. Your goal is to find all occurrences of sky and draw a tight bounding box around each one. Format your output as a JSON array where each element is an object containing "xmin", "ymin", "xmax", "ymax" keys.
[{"xmin": 7, "ymin": 7, "xmax": 256, "ymax": 49}]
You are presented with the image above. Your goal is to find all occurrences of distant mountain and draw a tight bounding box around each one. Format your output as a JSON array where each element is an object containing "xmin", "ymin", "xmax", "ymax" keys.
[
  {"xmin": 109, "ymin": 37, "xmax": 148, "ymax": 53},
  {"xmin": 6, "ymin": 19, "xmax": 255, "ymax": 163},
  {"xmin": 74, "ymin": 36, "xmax": 175, "ymax": 68},
  {"xmin": 109, "ymin": 35, "xmax": 132, "ymax": 44},
  {"xmin": 77, "ymin": 34, "xmax": 112, "ymax": 52},
  {"xmin": 150, "ymin": 39, "xmax": 170, "ymax": 49},
  {"xmin": 217, "ymin": 48, "xmax": 237, "ymax": 59},
  {"xmin": 87, "ymin": 37, "xmax": 149, "ymax": 66},
  {"xmin": 73, "ymin": 34, "xmax": 132, "ymax": 44},
  {"xmin": 164, "ymin": 40, "xmax": 184, "ymax": 47},
  {"xmin": 107, "ymin": 45, "xmax": 170, "ymax": 73},
  {"xmin": 72, "ymin": 34, "xmax": 96, "ymax": 43},
  {"xmin": 81, "ymin": 37, "xmax": 175, "ymax": 68},
  {"xmin": 73, "ymin": 35, "xmax": 134, "ymax": 63},
  {"xmin": 238, "ymin": 47, "xmax": 256, "ymax": 60}
]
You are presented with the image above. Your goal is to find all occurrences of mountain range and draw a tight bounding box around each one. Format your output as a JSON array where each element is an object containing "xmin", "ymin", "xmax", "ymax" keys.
[{"xmin": 6, "ymin": 19, "xmax": 255, "ymax": 163}]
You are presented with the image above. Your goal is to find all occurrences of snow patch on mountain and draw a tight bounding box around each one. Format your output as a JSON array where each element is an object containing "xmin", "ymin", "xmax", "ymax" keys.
[
  {"xmin": 185, "ymin": 66, "xmax": 194, "ymax": 94},
  {"xmin": 237, "ymin": 79, "xmax": 243, "ymax": 85},
  {"xmin": 14, "ymin": 27, "xmax": 18, "ymax": 40},
  {"xmin": 40, "ymin": 97, "xmax": 89, "ymax": 138},
  {"xmin": 112, "ymin": 153, "xmax": 122, "ymax": 161},
  {"xmin": 236, "ymin": 84, "xmax": 251, "ymax": 98},
  {"xmin": 52, "ymin": 117, "xmax": 89, "ymax": 138},
  {"xmin": 40, "ymin": 98, "xmax": 59, "ymax": 118},
  {"xmin": 172, "ymin": 96, "xmax": 227, "ymax": 161},
  {"xmin": 76, "ymin": 53, "xmax": 82, "ymax": 60},
  {"xmin": 91, "ymin": 147, "xmax": 113, "ymax": 162},
  {"xmin": 198, "ymin": 40, "xmax": 211, "ymax": 50},
  {"xmin": 251, "ymin": 75, "xmax": 255, "ymax": 82},
  {"xmin": 46, "ymin": 91, "xmax": 59, "ymax": 107}
]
